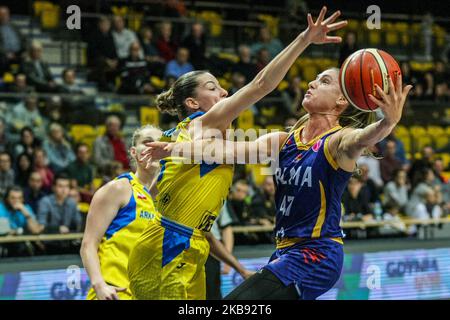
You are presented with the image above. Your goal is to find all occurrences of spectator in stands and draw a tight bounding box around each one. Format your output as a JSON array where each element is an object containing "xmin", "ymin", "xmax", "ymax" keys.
[
  {"xmin": 112, "ymin": 15, "xmax": 139, "ymax": 60},
  {"xmin": 7, "ymin": 94, "xmax": 45, "ymax": 138},
  {"xmin": 409, "ymin": 146, "xmax": 434, "ymax": 187},
  {"xmin": 60, "ymin": 68, "xmax": 83, "ymax": 94},
  {"xmin": 342, "ymin": 176, "xmax": 373, "ymax": 222},
  {"xmin": 14, "ymin": 152, "xmax": 32, "ymax": 188},
  {"xmin": 255, "ymin": 47, "xmax": 270, "ymax": 73},
  {"xmin": 156, "ymin": 21, "xmax": 177, "ymax": 63},
  {"xmin": 12, "ymin": 126, "xmax": 42, "ymax": 160},
  {"xmin": 93, "ymin": 115, "xmax": 129, "ymax": 172},
  {"xmin": 400, "ymin": 62, "xmax": 422, "ymax": 100},
  {"xmin": 43, "ymin": 123, "xmax": 75, "ymax": 174},
  {"xmin": 379, "ymin": 128, "xmax": 408, "ymax": 166},
  {"xmin": 380, "ymin": 201, "xmax": 407, "ymax": 236},
  {"xmin": 100, "ymin": 160, "xmax": 125, "ymax": 186},
  {"xmin": 138, "ymin": 26, "xmax": 165, "ymax": 78},
  {"xmin": 118, "ymin": 41, "xmax": 154, "ymax": 94},
  {"xmin": 87, "ymin": 16, "xmax": 119, "ymax": 92},
  {"xmin": 21, "ymin": 41, "xmax": 59, "ymax": 93},
  {"xmin": 357, "ymin": 145, "xmax": 383, "ymax": 188},
  {"xmin": 228, "ymin": 72, "xmax": 246, "ymax": 96},
  {"xmin": 380, "ymin": 139, "xmax": 403, "ymax": 184},
  {"xmin": 358, "ymin": 163, "xmax": 381, "ymax": 208},
  {"xmin": 432, "ymin": 158, "xmax": 449, "ymax": 197},
  {"xmin": 227, "ymin": 180, "xmax": 251, "ymax": 226},
  {"xmin": 232, "ymin": 44, "xmax": 257, "ymax": 84},
  {"xmin": 33, "ymin": 148, "xmax": 54, "ymax": 193},
  {"xmin": 6, "ymin": 73, "xmax": 34, "ymax": 99},
  {"xmin": 249, "ymin": 176, "xmax": 276, "ymax": 227},
  {"xmin": 0, "ymin": 117, "xmax": 11, "ymax": 153},
  {"xmin": 0, "ymin": 151, "xmax": 14, "ymax": 198},
  {"xmin": 0, "ymin": 6, "xmax": 25, "ymax": 73},
  {"xmin": 181, "ymin": 22, "xmax": 207, "ymax": 69},
  {"xmin": 383, "ymin": 168, "xmax": 409, "ymax": 212},
  {"xmin": 281, "ymin": 76, "xmax": 303, "ymax": 116},
  {"xmin": 66, "ymin": 143, "xmax": 94, "ymax": 201},
  {"xmin": 407, "ymin": 168, "xmax": 442, "ymax": 219},
  {"xmin": 23, "ymin": 171, "xmax": 46, "ymax": 215},
  {"xmin": 37, "ymin": 174, "xmax": 81, "ymax": 253},
  {"xmin": 0, "ymin": 186, "xmax": 42, "ymax": 237},
  {"xmin": 433, "ymin": 61, "xmax": 449, "ymax": 101},
  {"xmin": 338, "ymin": 31, "xmax": 358, "ymax": 66},
  {"xmin": 37, "ymin": 173, "xmax": 81, "ymax": 234},
  {"xmin": 250, "ymin": 26, "xmax": 283, "ymax": 60},
  {"xmin": 164, "ymin": 47, "xmax": 194, "ymax": 79}
]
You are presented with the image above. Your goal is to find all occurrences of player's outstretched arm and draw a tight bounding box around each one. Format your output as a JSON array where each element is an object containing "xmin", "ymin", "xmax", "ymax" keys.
[
  {"xmin": 198, "ymin": 6, "xmax": 347, "ymax": 132},
  {"xmin": 205, "ymin": 232, "xmax": 254, "ymax": 280},
  {"xmin": 142, "ymin": 132, "xmax": 289, "ymax": 166},
  {"xmin": 80, "ymin": 179, "xmax": 131, "ymax": 300},
  {"xmin": 331, "ymin": 73, "xmax": 412, "ymax": 171}
]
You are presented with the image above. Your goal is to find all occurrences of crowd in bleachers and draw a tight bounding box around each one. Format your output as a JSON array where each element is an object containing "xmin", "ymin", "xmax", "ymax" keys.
[{"xmin": 0, "ymin": 3, "xmax": 449, "ymax": 257}]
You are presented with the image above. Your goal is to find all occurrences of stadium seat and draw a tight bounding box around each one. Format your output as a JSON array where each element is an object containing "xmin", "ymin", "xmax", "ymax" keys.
[
  {"xmin": 70, "ymin": 124, "xmax": 96, "ymax": 143},
  {"xmin": 237, "ymin": 109, "xmax": 254, "ymax": 130},
  {"xmin": 140, "ymin": 107, "xmax": 159, "ymax": 126}
]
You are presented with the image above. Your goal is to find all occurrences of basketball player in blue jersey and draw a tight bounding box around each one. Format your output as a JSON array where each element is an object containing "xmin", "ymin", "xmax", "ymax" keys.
[
  {"xmin": 81, "ymin": 125, "xmax": 162, "ymax": 300},
  {"xmin": 142, "ymin": 27, "xmax": 413, "ymax": 300}
]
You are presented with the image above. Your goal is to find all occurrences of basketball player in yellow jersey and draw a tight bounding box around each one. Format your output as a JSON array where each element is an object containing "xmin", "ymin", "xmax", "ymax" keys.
[
  {"xmin": 80, "ymin": 125, "xmax": 162, "ymax": 300},
  {"xmin": 128, "ymin": 7, "xmax": 348, "ymax": 300}
]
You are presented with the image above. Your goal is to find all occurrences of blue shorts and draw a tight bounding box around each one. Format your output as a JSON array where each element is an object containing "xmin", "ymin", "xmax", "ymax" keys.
[{"xmin": 263, "ymin": 238, "xmax": 344, "ymax": 300}]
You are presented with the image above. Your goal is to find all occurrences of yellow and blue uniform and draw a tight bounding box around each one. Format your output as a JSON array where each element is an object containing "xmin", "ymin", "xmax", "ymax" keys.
[
  {"xmin": 128, "ymin": 111, "xmax": 233, "ymax": 300},
  {"xmin": 264, "ymin": 125, "xmax": 351, "ymax": 300},
  {"xmin": 86, "ymin": 172, "xmax": 158, "ymax": 300}
]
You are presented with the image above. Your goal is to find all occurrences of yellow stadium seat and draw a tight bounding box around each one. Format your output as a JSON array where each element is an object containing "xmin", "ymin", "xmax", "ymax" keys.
[
  {"xmin": 140, "ymin": 107, "xmax": 160, "ymax": 126},
  {"xmin": 368, "ymin": 30, "xmax": 381, "ymax": 46},
  {"xmin": 438, "ymin": 154, "xmax": 450, "ymax": 170},
  {"xmin": 236, "ymin": 109, "xmax": 254, "ymax": 130},
  {"xmin": 150, "ymin": 76, "xmax": 165, "ymax": 90},
  {"xmin": 409, "ymin": 125, "xmax": 427, "ymax": 137},
  {"xmin": 217, "ymin": 77, "xmax": 231, "ymax": 91},
  {"xmin": 412, "ymin": 136, "xmax": 433, "ymax": 153},
  {"xmin": 70, "ymin": 124, "xmax": 96, "ymax": 142},
  {"xmin": 92, "ymin": 178, "xmax": 104, "ymax": 190},
  {"xmin": 395, "ymin": 22, "xmax": 410, "ymax": 46},
  {"xmin": 395, "ymin": 125, "xmax": 409, "ymax": 137},
  {"xmin": 217, "ymin": 52, "xmax": 239, "ymax": 64},
  {"xmin": 410, "ymin": 61, "xmax": 434, "ymax": 73},
  {"xmin": 427, "ymin": 126, "xmax": 445, "ymax": 137},
  {"xmin": 246, "ymin": 164, "xmax": 271, "ymax": 186},
  {"xmin": 41, "ymin": 4, "xmax": 60, "ymax": 29},
  {"xmin": 434, "ymin": 136, "xmax": 449, "ymax": 149},
  {"xmin": 301, "ymin": 65, "xmax": 318, "ymax": 82},
  {"xmin": 277, "ymin": 80, "xmax": 289, "ymax": 91},
  {"xmin": 385, "ymin": 22, "xmax": 399, "ymax": 46},
  {"xmin": 2, "ymin": 72, "xmax": 14, "ymax": 83},
  {"xmin": 78, "ymin": 202, "xmax": 90, "ymax": 214},
  {"xmin": 397, "ymin": 135, "xmax": 411, "ymax": 154}
]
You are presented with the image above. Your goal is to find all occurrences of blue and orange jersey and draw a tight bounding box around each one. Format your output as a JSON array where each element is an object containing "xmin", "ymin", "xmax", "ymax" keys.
[
  {"xmin": 87, "ymin": 172, "xmax": 158, "ymax": 299},
  {"xmin": 155, "ymin": 111, "xmax": 233, "ymax": 233},
  {"xmin": 273, "ymin": 125, "xmax": 352, "ymax": 248}
]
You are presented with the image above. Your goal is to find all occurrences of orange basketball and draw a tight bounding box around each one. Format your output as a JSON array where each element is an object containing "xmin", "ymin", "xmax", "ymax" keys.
[{"xmin": 339, "ymin": 48, "xmax": 402, "ymax": 112}]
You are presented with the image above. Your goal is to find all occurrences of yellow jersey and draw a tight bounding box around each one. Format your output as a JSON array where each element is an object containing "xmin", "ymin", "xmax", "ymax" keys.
[
  {"xmin": 155, "ymin": 111, "xmax": 233, "ymax": 232},
  {"xmin": 86, "ymin": 172, "xmax": 158, "ymax": 300}
]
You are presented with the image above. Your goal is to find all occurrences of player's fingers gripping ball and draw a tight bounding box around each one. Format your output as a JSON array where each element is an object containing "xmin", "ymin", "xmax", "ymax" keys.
[{"xmin": 339, "ymin": 48, "xmax": 401, "ymax": 112}]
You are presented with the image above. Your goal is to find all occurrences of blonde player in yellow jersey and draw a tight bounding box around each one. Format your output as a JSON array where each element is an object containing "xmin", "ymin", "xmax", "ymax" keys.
[
  {"xmin": 128, "ymin": 7, "xmax": 348, "ymax": 299},
  {"xmin": 80, "ymin": 125, "xmax": 162, "ymax": 300}
]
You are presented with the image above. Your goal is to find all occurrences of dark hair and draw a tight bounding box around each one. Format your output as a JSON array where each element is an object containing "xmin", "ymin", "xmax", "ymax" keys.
[
  {"xmin": 62, "ymin": 68, "xmax": 74, "ymax": 79},
  {"xmin": 53, "ymin": 173, "xmax": 70, "ymax": 185},
  {"xmin": 156, "ymin": 70, "xmax": 209, "ymax": 119},
  {"xmin": 4, "ymin": 186, "xmax": 24, "ymax": 209}
]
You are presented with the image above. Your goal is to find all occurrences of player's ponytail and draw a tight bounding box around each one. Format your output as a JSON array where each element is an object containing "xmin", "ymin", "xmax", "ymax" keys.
[
  {"xmin": 156, "ymin": 70, "xmax": 209, "ymax": 120},
  {"xmin": 156, "ymin": 87, "xmax": 178, "ymax": 116}
]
